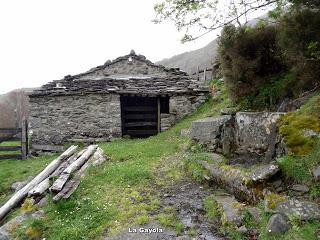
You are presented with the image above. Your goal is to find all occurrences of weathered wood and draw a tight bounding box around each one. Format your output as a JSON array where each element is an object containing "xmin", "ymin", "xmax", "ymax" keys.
[
  {"xmin": 0, "ymin": 128, "xmax": 22, "ymax": 134},
  {"xmin": 0, "ymin": 145, "xmax": 78, "ymax": 221},
  {"xmin": 0, "ymin": 146, "xmax": 21, "ymax": 151},
  {"xmin": 53, "ymin": 150, "xmax": 96, "ymax": 201},
  {"xmin": 50, "ymin": 148, "xmax": 86, "ymax": 177},
  {"xmin": 123, "ymin": 114, "xmax": 157, "ymax": 120},
  {"xmin": 31, "ymin": 144, "xmax": 64, "ymax": 152},
  {"xmin": 49, "ymin": 173, "xmax": 70, "ymax": 193},
  {"xmin": 50, "ymin": 145, "xmax": 98, "ymax": 193},
  {"xmin": 126, "ymin": 129, "xmax": 158, "ymax": 135},
  {"xmin": 0, "ymin": 137, "xmax": 20, "ymax": 143},
  {"xmin": 157, "ymin": 97, "xmax": 161, "ymax": 133},
  {"xmin": 21, "ymin": 119, "xmax": 28, "ymax": 159},
  {"xmin": 64, "ymin": 145, "xmax": 98, "ymax": 174},
  {"xmin": 124, "ymin": 122, "xmax": 157, "ymax": 127},
  {"xmin": 28, "ymin": 178, "xmax": 50, "ymax": 197},
  {"xmin": 123, "ymin": 106, "xmax": 157, "ymax": 112},
  {"xmin": 0, "ymin": 154, "xmax": 22, "ymax": 160},
  {"xmin": 29, "ymin": 150, "xmax": 85, "ymax": 197}
]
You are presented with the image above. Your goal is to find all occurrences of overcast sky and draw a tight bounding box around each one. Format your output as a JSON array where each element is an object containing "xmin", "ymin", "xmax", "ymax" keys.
[{"xmin": 0, "ymin": 0, "xmax": 222, "ymax": 94}]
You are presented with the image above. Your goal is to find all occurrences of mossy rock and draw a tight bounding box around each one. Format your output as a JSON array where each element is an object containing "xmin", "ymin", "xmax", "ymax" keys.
[{"xmin": 264, "ymin": 193, "xmax": 287, "ymax": 212}]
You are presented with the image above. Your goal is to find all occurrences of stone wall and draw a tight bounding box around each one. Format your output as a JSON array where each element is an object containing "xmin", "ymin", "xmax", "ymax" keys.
[
  {"xmin": 29, "ymin": 93, "xmax": 121, "ymax": 150},
  {"xmin": 169, "ymin": 95, "xmax": 208, "ymax": 121},
  {"xmin": 191, "ymin": 112, "xmax": 286, "ymax": 161}
]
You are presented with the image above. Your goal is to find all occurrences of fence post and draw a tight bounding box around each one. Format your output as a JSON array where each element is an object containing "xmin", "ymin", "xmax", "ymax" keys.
[{"xmin": 21, "ymin": 119, "xmax": 28, "ymax": 159}]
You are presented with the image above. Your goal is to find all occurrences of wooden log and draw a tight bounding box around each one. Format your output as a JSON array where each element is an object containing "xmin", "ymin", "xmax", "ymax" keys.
[
  {"xmin": 0, "ymin": 145, "xmax": 78, "ymax": 221},
  {"xmin": 63, "ymin": 145, "xmax": 98, "ymax": 175},
  {"xmin": 53, "ymin": 149, "xmax": 97, "ymax": 202},
  {"xmin": 28, "ymin": 149, "xmax": 85, "ymax": 197},
  {"xmin": 50, "ymin": 145, "xmax": 97, "ymax": 193},
  {"xmin": 27, "ymin": 178, "xmax": 50, "ymax": 197}
]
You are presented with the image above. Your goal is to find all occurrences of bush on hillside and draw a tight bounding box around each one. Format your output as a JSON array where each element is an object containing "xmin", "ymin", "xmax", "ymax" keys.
[
  {"xmin": 218, "ymin": 7, "xmax": 320, "ymax": 110},
  {"xmin": 218, "ymin": 24, "xmax": 285, "ymax": 104},
  {"xmin": 277, "ymin": 8, "xmax": 320, "ymax": 95}
]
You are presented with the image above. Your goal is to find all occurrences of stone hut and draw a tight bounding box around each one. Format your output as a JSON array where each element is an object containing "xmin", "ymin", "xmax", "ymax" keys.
[{"xmin": 29, "ymin": 51, "xmax": 208, "ymax": 151}]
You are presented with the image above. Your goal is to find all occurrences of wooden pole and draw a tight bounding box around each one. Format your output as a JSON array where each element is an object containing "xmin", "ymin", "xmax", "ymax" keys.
[
  {"xmin": 50, "ymin": 145, "xmax": 98, "ymax": 193},
  {"xmin": 197, "ymin": 66, "xmax": 200, "ymax": 81},
  {"xmin": 157, "ymin": 98, "xmax": 161, "ymax": 133},
  {"xmin": 21, "ymin": 119, "xmax": 28, "ymax": 160},
  {"xmin": 0, "ymin": 145, "xmax": 78, "ymax": 221}
]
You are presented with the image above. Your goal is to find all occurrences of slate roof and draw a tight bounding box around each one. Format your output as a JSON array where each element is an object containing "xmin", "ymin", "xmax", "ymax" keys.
[{"xmin": 29, "ymin": 51, "xmax": 208, "ymax": 97}]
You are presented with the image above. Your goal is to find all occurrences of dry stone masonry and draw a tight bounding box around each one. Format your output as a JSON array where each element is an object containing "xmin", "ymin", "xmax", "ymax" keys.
[
  {"xmin": 29, "ymin": 51, "xmax": 208, "ymax": 151},
  {"xmin": 191, "ymin": 111, "xmax": 286, "ymax": 161}
]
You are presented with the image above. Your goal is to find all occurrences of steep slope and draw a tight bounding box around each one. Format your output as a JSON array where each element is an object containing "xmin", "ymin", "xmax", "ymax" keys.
[
  {"xmin": 157, "ymin": 15, "xmax": 267, "ymax": 74},
  {"xmin": 157, "ymin": 39, "xmax": 218, "ymax": 74}
]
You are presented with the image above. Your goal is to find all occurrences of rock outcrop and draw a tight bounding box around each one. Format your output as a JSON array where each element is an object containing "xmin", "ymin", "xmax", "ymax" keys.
[{"xmin": 191, "ymin": 111, "xmax": 286, "ymax": 162}]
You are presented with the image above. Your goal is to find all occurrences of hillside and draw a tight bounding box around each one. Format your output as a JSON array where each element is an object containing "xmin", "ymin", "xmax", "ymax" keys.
[
  {"xmin": 157, "ymin": 39, "xmax": 218, "ymax": 74},
  {"xmin": 0, "ymin": 88, "xmax": 37, "ymax": 128},
  {"xmin": 157, "ymin": 15, "xmax": 266, "ymax": 74}
]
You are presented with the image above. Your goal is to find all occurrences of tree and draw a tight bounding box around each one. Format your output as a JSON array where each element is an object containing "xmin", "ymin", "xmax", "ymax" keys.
[{"xmin": 154, "ymin": 0, "xmax": 286, "ymax": 42}]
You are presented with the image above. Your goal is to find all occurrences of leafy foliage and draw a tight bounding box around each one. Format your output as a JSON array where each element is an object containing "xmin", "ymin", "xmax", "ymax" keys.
[
  {"xmin": 154, "ymin": 0, "xmax": 281, "ymax": 42},
  {"xmin": 277, "ymin": 8, "xmax": 320, "ymax": 95},
  {"xmin": 218, "ymin": 24, "xmax": 285, "ymax": 104}
]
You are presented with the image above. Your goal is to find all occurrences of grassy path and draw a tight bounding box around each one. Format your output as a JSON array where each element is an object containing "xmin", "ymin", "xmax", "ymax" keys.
[{"xmin": 1, "ymin": 96, "xmax": 228, "ymax": 239}]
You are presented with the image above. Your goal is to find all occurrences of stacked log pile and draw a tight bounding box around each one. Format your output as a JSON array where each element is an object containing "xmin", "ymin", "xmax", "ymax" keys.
[{"xmin": 0, "ymin": 145, "xmax": 106, "ymax": 222}]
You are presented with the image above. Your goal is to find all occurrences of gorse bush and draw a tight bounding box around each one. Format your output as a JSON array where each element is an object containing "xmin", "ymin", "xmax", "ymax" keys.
[
  {"xmin": 277, "ymin": 8, "xmax": 320, "ymax": 95},
  {"xmin": 218, "ymin": 24, "xmax": 284, "ymax": 104},
  {"xmin": 218, "ymin": 6, "xmax": 320, "ymax": 109}
]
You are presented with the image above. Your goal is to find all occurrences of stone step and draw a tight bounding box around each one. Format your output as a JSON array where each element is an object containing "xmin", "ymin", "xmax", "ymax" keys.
[{"xmin": 201, "ymin": 159, "xmax": 280, "ymax": 203}]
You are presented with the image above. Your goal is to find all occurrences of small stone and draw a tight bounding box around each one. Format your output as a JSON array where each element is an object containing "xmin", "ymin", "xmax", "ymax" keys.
[
  {"xmin": 247, "ymin": 207, "xmax": 261, "ymax": 222},
  {"xmin": 37, "ymin": 197, "xmax": 48, "ymax": 207},
  {"xmin": 291, "ymin": 184, "xmax": 309, "ymax": 193},
  {"xmin": 276, "ymin": 187, "xmax": 284, "ymax": 193},
  {"xmin": 237, "ymin": 225, "xmax": 248, "ymax": 233},
  {"xmin": 303, "ymin": 129, "xmax": 320, "ymax": 138},
  {"xmin": 211, "ymin": 153, "xmax": 224, "ymax": 164},
  {"xmin": 313, "ymin": 166, "xmax": 320, "ymax": 181},
  {"xmin": 251, "ymin": 164, "xmax": 279, "ymax": 183},
  {"xmin": 176, "ymin": 236, "xmax": 191, "ymax": 240},
  {"xmin": 267, "ymin": 214, "xmax": 290, "ymax": 234},
  {"xmin": 271, "ymin": 180, "xmax": 282, "ymax": 189},
  {"xmin": 221, "ymin": 107, "xmax": 237, "ymax": 115},
  {"xmin": 10, "ymin": 176, "xmax": 33, "ymax": 192},
  {"xmin": 180, "ymin": 128, "xmax": 191, "ymax": 137}
]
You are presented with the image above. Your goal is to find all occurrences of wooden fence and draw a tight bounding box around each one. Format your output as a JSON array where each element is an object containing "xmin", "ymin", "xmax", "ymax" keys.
[{"xmin": 0, "ymin": 120, "xmax": 28, "ymax": 160}]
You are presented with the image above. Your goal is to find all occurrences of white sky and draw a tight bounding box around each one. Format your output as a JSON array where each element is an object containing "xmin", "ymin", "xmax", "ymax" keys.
[{"xmin": 0, "ymin": 0, "xmax": 220, "ymax": 94}]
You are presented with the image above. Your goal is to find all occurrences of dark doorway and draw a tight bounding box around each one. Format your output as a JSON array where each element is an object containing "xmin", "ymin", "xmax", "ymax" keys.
[{"xmin": 121, "ymin": 95, "xmax": 159, "ymax": 138}]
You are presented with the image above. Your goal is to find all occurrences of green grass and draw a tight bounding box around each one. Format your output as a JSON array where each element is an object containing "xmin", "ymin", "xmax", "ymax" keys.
[
  {"xmin": 3, "ymin": 92, "xmax": 230, "ymax": 239},
  {"xmin": 0, "ymin": 151, "xmax": 57, "ymax": 206},
  {"xmin": 0, "ymin": 140, "xmax": 22, "ymax": 155}
]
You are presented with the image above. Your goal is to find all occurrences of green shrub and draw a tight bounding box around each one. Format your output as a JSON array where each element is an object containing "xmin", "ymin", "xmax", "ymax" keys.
[
  {"xmin": 277, "ymin": 8, "xmax": 320, "ymax": 96},
  {"xmin": 218, "ymin": 24, "xmax": 284, "ymax": 103}
]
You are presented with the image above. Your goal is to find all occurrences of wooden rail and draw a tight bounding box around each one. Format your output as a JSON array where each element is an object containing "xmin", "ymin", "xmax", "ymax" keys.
[{"xmin": 0, "ymin": 119, "xmax": 28, "ymax": 160}]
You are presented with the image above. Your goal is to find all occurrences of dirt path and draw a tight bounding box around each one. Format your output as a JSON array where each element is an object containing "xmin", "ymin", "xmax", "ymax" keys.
[{"xmin": 105, "ymin": 179, "xmax": 224, "ymax": 240}]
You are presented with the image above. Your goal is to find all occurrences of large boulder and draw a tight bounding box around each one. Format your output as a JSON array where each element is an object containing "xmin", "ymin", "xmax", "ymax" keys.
[
  {"xmin": 266, "ymin": 214, "xmax": 290, "ymax": 234},
  {"xmin": 235, "ymin": 112, "xmax": 284, "ymax": 155},
  {"xmin": 191, "ymin": 116, "xmax": 232, "ymax": 150},
  {"xmin": 275, "ymin": 200, "xmax": 320, "ymax": 220}
]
